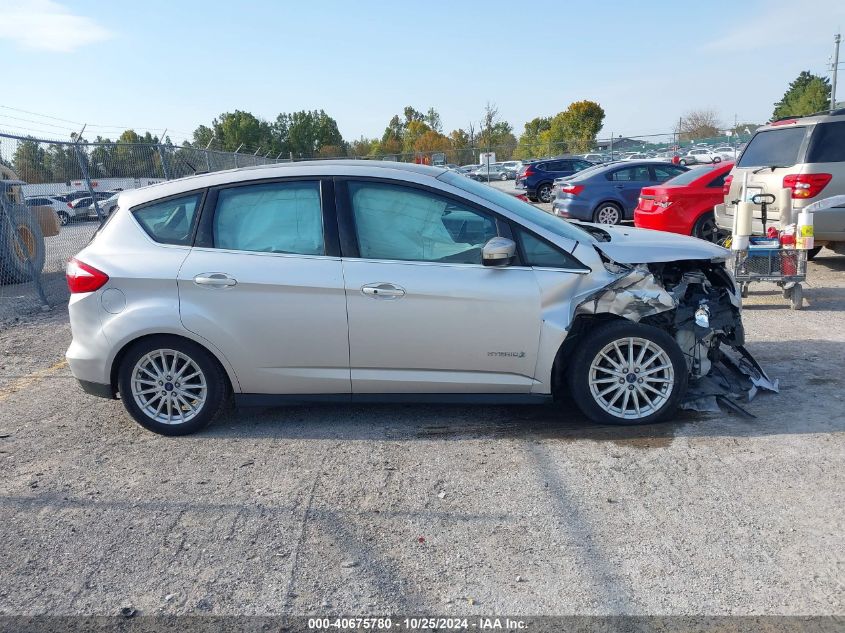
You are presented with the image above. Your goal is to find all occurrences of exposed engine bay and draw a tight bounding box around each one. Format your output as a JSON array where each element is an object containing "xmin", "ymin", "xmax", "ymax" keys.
[{"xmin": 575, "ymin": 256, "xmax": 778, "ymax": 415}]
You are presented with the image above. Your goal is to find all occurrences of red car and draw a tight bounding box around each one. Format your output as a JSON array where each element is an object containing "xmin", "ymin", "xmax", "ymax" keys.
[{"xmin": 634, "ymin": 162, "xmax": 734, "ymax": 242}]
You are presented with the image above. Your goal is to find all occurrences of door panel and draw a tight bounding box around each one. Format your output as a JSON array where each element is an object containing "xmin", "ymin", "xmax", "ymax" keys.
[
  {"xmin": 338, "ymin": 179, "xmax": 542, "ymax": 393},
  {"xmin": 178, "ymin": 179, "xmax": 350, "ymax": 394},
  {"xmin": 343, "ymin": 260, "xmax": 541, "ymax": 393},
  {"xmin": 179, "ymin": 250, "xmax": 350, "ymax": 394}
]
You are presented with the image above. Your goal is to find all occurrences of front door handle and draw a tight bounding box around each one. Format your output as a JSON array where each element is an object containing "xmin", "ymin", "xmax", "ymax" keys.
[
  {"xmin": 361, "ymin": 283, "xmax": 405, "ymax": 299},
  {"xmin": 194, "ymin": 273, "xmax": 238, "ymax": 288}
]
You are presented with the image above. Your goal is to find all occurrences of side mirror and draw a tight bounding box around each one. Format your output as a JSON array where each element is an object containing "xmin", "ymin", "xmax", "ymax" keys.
[{"xmin": 482, "ymin": 237, "xmax": 516, "ymax": 267}]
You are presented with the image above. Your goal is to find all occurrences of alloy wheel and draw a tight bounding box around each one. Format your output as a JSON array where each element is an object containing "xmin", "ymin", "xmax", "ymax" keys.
[
  {"xmin": 588, "ymin": 337, "xmax": 675, "ymax": 420},
  {"xmin": 595, "ymin": 205, "xmax": 621, "ymax": 224},
  {"xmin": 130, "ymin": 349, "xmax": 207, "ymax": 425}
]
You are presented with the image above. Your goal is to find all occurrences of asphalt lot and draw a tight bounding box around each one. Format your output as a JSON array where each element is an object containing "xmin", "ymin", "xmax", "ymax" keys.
[{"xmin": 0, "ymin": 232, "xmax": 843, "ymax": 616}]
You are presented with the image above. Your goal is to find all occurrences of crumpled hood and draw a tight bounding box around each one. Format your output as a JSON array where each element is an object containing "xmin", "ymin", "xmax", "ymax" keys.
[{"xmin": 591, "ymin": 224, "xmax": 729, "ymax": 263}]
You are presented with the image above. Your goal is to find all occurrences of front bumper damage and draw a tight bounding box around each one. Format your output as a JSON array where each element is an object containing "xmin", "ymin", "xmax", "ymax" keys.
[{"xmin": 575, "ymin": 259, "xmax": 778, "ymax": 416}]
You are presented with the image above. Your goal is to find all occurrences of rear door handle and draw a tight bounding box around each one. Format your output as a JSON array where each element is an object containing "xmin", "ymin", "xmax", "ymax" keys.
[
  {"xmin": 194, "ymin": 273, "xmax": 238, "ymax": 288},
  {"xmin": 361, "ymin": 283, "xmax": 405, "ymax": 299}
]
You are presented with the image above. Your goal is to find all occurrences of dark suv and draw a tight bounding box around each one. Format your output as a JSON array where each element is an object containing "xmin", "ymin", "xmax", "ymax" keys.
[{"xmin": 515, "ymin": 157, "xmax": 594, "ymax": 203}]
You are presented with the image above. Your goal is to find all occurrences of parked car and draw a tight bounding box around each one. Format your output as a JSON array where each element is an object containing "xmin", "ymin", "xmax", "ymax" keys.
[
  {"xmin": 53, "ymin": 191, "xmax": 94, "ymax": 205},
  {"xmin": 65, "ymin": 160, "xmax": 746, "ymax": 435},
  {"xmin": 469, "ymin": 164, "xmax": 511, "ymax": 181},
  {"xmin": 25, "ymin": 195, "xmax": 78, "ymax": 226},
  {"xmin": 500, "ymin": 160, "xmax": 521, "ymax": 175},
  {"xmin": 713, "ymin": 146, "xmax": 738, "ymax": 161},
  {"xmin": 582, "ymin": 153, "xmax": 606, "ymax": 163},
  {"xmin": 634, "ymin": 162, "xmax": 734, "ymax": 242},
  {"xmin": 680, "ymin": 149, "xmax": 722, "ymax": 165},
  {"xmin": 515, "ymin": 157, "xmax": 594, "ymax": 203},
  {"xmin": 70, "ymin": 191, "xmax": 116, "ymax": 217},
  {"xmin": 622, "ymin": 153, "xmax": 650, "ymax": 161},
  {"xmin": 456, "ymin": 164, "xmax": 479, "ymax": 175},
  {"xmin": 552, "ymin": 160, "xmax": 689, "ymax": 224},
  {"xmin": 715, "ymin": 108, "xmax": 845, "ymax": 257},
  {"xmin": 85, "ymin": 192, "xmax": 121, "ymax": 220}
]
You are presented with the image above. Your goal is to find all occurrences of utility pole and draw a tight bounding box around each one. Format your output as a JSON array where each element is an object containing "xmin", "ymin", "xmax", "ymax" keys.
[{"xmin": 832, "ymin": 32, "xmax": 841, "ymax": 112}]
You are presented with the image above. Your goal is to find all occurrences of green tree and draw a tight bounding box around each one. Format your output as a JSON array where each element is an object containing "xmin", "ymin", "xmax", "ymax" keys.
[
  {"xmin": 402, "ymin": 120, "xmax": 431, "ymax": 154},
  {"xmin": 549, "ymin": 100, "xmax": 605, "ymax": 153},
  {"xmin": 773, "ymin": 71, "xmax": 831, "ymax": 119},
  {"xmin": 514, "ymin": 117, "xmax": 551, "ymax": 159},
  {"xmin": 280, "ymin": 110, "xmax": 345, "ymax": 158},
  {"xmin": 425, "ymin": 107, "xmax": 443, "ymax": 134},
  {"xmin": 192, "ymin": 110, "xmax": 277, "ymax": 154},
  {"xmin": 12, "ymin": 138, "xmax": 50, "ymax": 184}
]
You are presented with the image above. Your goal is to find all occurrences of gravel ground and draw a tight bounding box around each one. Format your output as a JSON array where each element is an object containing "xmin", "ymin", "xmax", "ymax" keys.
[{"xmin": 0, "ymin": 250, "xmax": 843, "ymax": 617}]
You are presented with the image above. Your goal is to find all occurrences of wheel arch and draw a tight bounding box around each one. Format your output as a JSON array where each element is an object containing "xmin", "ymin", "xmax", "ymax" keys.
[
  {"xmin": 551, "ymin": 313, "xmax": 626, "ymax": 398},
  {"xmin": 109, "ymin": 332, "xmax": 239, "ymax": 396},
  {"xmin": 591, "ymin": 198, "xmax": 624, "ymax": 217}
]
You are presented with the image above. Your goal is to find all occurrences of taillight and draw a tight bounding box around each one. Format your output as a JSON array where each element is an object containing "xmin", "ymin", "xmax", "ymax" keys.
[
  {"xmin": 523, "ymin": 166, "xmax": 535, "ymax": 178},
  {"xmin": 66, "ymin": 258, "xmax": 109, "ymax": 293},
  {"xmin": 782, "ymin": 173, "xmax": 832, "ymax": 199},
  {"xmin": 67, "ymin": 202, "xmax": 73, "ymax": 208},
  {"xmin": 723, "ymin": 174, "xmax": 733, "ymax": 197},
  {"xmin": 561, "ymin": 184, "xmax": 584, "ymax": 196}
]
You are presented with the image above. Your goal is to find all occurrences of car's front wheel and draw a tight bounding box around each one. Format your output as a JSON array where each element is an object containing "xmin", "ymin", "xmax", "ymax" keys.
[
  {"xmin": 568, "ymin": 321, "xmax": 688, "ymax": 425},
  {"xmin": 57, "ymin": 211, "xmax": 70, "ymax": 226},
  {"xmin": 118, "ymin": 336, "xmax": 229, "ymax": 435}
]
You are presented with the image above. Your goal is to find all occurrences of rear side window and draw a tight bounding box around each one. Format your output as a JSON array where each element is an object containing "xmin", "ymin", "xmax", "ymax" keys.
[
  {"xmin": 806, "ymin": 121, "xmax": 845, "ymax": 163},
  {"xmin": 609, "ymin": 166, "xmax": 650, "ymax": 181},
  {"xmin": 133, "ymin": 193, "xmax": 201, "ymax": 246},
  {"xmin": 708, "ymin": 172, "xmax": 729, "ymax": 188},
  {"xmin": 737, "ymin": 127, "xmax": 808, "ymax": 168},
  {"xmin": 213, "ymin": 182, "xmax": 323, "ymax": 255}
]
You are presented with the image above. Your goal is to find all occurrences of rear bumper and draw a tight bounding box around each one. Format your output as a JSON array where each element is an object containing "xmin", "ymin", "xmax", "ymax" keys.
[
  {"xmin": 635, "ymin": 208, "xmax": 692, "ymax": 234},
  {"xmin": 552, "ymin": 197, "xmax": 593, "ymax": 220},
  {"xmin": 77, "ymin": 378, "xmax": 116, "ymax": 399}
]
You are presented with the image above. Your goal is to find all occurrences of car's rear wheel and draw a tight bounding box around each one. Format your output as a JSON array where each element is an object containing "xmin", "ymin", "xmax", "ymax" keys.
[
  {"xmin": 679, "ymin": 158, "xmax": 688, "ymax": 166},
  {"xmin": 537, "ymin": 183, "xmax": 553, "ymax": 203},
  {"xmin": 568, "ymin": 321, "xmax": 688, "ymax": 425},
  {"xmin": 593, "ymin": 202, "xmax": 623, "ymax": 225},
  {"xmin": 57, "ymin": 211, "xmax": 70, "ymax": 226},
  {"xmin": 713, "ymin": 156, "xmax": 721, "ymax": 163},
  {"xmin": 118, "ymin": 336, "xmax": 229, "ymax": 436},
  {"xmin": 499, "ymin": 172, "xmax": 508, "ymax": 181},
  {"xmin": 692, "ymin": 213, "xmax": 724, "ymax": 243}
]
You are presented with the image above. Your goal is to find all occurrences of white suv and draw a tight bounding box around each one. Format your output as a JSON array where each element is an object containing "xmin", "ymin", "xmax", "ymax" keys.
[
  {"xmin": 66, "ymin": 161, "xmax": 749, "ymax": 435},
  {"xmin": 680, "ymin": 149, "xmax": 722, "ymax": 165}
]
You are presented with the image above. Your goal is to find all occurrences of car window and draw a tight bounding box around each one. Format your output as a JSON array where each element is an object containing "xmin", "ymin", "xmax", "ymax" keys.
[
  {"xmin": 134, "ymin": 193, "xmax": 202, "ymax": 246},
  {"xmin": 437, "ymin": 171, "xmax": 594, "ymax": 244},
  {"xmin": 348, "ymin": 181, "xmax": 499, "ymax": 264},
  {"xmin": 573, "ymin": 160, "xmax": 592, "ymax": 170},
  {"xmin": 652, "ymin": 165, "xmax": 685, "ymax": 182},
  {"xmin": 662, "ymin": 166, "xmax": 708, "ymax": 186},
  {"xmin": 516, "ymin": 228, "xmax": 585, "ymax": 269},
  {"xmin": 213, "ymin": 182, "xmax": 323, "ymax": 255},
  {"xmin": 708, "ymin": 171, "xmax": 729, "ymax": 188},
  {"xmin": 609, "ymin": 166, "xmax": 650, "ymax": 181},
  {"xmin": 805, "ymin": 121, "xmax": 845, "ymax": 163},
  {"xmin": 737, "ymin": 127, "xmax": 808, "ymax": 168}
]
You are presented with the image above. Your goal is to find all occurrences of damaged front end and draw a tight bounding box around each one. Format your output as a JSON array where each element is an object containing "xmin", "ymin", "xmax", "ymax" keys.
[{"xmin": 575, "ymin": 256, "xmax": 777, "ymax": 415}]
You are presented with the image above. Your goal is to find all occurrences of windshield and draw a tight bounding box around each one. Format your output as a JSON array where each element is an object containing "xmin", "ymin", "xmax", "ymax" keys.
[
  {"xmin": 737, "ymin": 126, "xmax": 808, "ymax": 168},
  {"xmin": 438, "ymin": 171, "xmax": 594, "ymax": 243}
]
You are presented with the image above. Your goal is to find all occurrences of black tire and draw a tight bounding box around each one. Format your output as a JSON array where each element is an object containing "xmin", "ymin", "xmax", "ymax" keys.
[
  {"xmin": 679, "ymin": 158, "xmax": 688, "ymax": 166},
  {"xmin": 593, "ymin": 202, "xmax": 623, "ymax": 225},
  {"xmin": 499, "ymin": 172, "xmax": 508, "ymax": 181},
  {"xmin": 537, "ymin": 183, "xmax": 553, "ymax": 203},
  {"xmin": 713, "ymin": 156, "xmax": 721, "ymax": 163},
  {"xmin": 806, "ymin": 246, "xmax": 822, "ymax": 260},
  {"xmin": 0, "ymin": 209, "xmax": 46, "ymax": 284},
  {"xmin": 527, "ymin": 195, "xmax": 539, "ymax": 203},
  {"xmin": 57, "ymin": 210, "xmax": 70, "ymax": 226},
  {"xmin": 117, "ymin": 335, "xmax": 230, "ymax": 436},
  {"xmin": 568, "ymin": 320, "xmax": 689, "ymax": 425},
  {"xmin": 692, "ymin": 213, "xmax": 724, "ymax": 243}
]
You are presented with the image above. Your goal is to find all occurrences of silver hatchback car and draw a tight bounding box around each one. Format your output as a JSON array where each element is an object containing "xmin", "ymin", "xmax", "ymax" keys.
[{"xmin": 66, "ymin": 161, "xmax": 748, "ymax": 435}]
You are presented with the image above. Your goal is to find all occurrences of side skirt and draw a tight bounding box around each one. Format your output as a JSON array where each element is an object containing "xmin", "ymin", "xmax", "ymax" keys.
[{"xmin": 234, "ymin": 393, "xmax": 553, "ymax": 407}]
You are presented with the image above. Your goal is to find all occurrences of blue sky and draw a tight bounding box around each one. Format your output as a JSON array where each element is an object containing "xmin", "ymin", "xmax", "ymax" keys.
[{"xmin": 1, "ymin": 0, "xmax": 843, "ymax": 146}]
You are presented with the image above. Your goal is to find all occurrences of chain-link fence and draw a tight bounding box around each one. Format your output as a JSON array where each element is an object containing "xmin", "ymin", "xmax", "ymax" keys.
[{"xmin": 0, "ymin": 132, "xmax": 282, "ymax": 323}]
